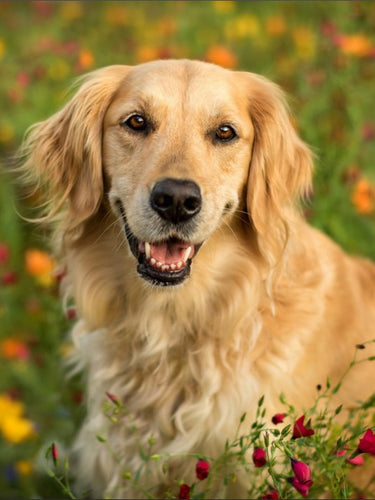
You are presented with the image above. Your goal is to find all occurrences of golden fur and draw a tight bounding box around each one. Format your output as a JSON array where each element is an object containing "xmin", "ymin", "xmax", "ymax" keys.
[{"xmin": 21, "ymin": 59, "xmax": 375, "ymax": 498}]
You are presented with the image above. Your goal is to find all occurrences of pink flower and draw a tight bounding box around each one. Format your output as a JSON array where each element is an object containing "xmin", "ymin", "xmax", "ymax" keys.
[
  {"xmin": 358, "ymin": 429, "xmax": 375, "ymax": 455},
  {"xmin": 262, "ymin": 488, "xmax": 279, "ymax": 499},
  {"xmin": 347, "ymin": 455, "xmax": 365, "ymax": 466},
  {"xmin": 292, "ymin": 415, "xmax": 314, "ymax": 439},
  {"xmin": 288, "ymin": 458, "xmax": 313, "ymax": 498},
  {"xmin": 196, "ymin": 459, "xmax": 210, "ymax": 480},
  {"xmin": 252, "ymin": 447, "xmax": 267, "ymax": 467},
  {"xmin": 272, "ymin": 413, "xmax": 285, "ymax": 425},
  {"xmin": 334, "ymin": 445, "xmax": 364, "ymax": 465},
  {"xmin": 178, "ymin": 484, "xmax": 190, "ymax": 499}
]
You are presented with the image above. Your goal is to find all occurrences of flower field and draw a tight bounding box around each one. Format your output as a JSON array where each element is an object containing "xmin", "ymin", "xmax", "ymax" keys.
[{"xmin": 0, "ymin": 2, "xmax": 375, "ymax": 498}]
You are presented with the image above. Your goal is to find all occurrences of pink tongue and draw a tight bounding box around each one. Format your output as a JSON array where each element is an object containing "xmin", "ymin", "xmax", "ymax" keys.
[{"xmin": 151, "ymin": 241, "xmax": 192, "ymax": 265}]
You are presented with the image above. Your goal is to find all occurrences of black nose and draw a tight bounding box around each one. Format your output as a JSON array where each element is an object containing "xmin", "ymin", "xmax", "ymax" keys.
[{"xmin": 150, "ymin": 178, "xmax": 202, "ymax": 224}]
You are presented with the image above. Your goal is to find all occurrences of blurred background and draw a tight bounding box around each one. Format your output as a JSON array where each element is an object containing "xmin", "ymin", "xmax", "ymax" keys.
[{"xmin": 0, "ymin": 1, "xmax": 374, "ymax": 497}]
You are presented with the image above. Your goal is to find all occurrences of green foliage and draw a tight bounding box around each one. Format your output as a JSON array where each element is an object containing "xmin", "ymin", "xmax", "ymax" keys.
[{"xmin": 0, "ymin": 1, "xmax": 375, "ymax": 498}]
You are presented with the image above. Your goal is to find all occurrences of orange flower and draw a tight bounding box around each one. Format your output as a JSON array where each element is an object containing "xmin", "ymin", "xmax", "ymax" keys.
[
  {"xmin": 205, "ymin": 46, "xmax": 237, "ymax": 69},
  {"xmin": 352, "ymin": 179, "xmax": 375, "ymax": 214},
  {"xmin": 338, "ymin": 34, "xmax": 374, "ymax": 58},
  {"xmin": 25, "ymin": 249, "xmax": 56, "ymax": 286},
  {"xmin": 0, "ymin": 338, "xmax": 30, "ymax": 361},
  {"xmin": 265, "ymin": 16, "xmax": 287, "ymax": 37},
  {"xmin": 78, "ymin": 49, "xmax": 95, "ymax": 70},
  {"xmin": 105, "ymin": 5, "xmax": 128, "ymax": 26},
  {"xmin": 136, "ymin": 46, "xmax": 160, "ymax": 63}
]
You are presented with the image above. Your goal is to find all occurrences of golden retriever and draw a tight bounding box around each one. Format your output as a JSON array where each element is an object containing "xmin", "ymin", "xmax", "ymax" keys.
[{"xmin": 21, "ymin": 59, "xmax": 375, "ymax": 498}]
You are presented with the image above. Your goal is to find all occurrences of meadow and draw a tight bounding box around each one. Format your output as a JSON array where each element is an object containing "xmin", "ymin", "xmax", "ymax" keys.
[{"xmin": 0, "ymin": 2, "xmax": 375, "ymax": 498}]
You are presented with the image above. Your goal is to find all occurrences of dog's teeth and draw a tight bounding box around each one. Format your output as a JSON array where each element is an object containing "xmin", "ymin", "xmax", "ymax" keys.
[
  {"xmin": 170, "ymin": 264, "xmax": 176, "ymax": 270},
  {"xmin": 150, "ymin": 258, "xmax": 156, "ymax": 265},
  {"xmin": 156, "ymin": 261, "xmax": 162, "ymax": 268},
  {"xmin": 182, "ymin": 246, "xmax": 192, "ymax": 263},
  {"xmin": 145, "ymin": 242, "xmax": 151, "ymax": 260},
  {"xmin": 161, "ymin": 264, "xmax": 169, "ymax": 271},
  {"xmin": 176, "ymin": 261, "xmax": 183, "ymax": 269}
]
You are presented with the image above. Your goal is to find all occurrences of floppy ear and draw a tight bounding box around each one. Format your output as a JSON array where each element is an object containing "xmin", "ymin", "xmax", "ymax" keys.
[
  {"xmin": 243, "ymin": 73, "xmax": 314, "ymax": 265},
  {"xmin": 20, "ymin": 65, "xmax": 131, "ymax": 228}
]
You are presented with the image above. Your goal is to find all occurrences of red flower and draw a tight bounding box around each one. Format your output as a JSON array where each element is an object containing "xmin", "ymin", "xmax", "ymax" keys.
[
  {"xmin": 288, "ymin": 476, "xmax": 313, "ymax": 498},
  {"xmin": 291, "ymin": 458, "xmax": 312, "ymax": 483},
  {"xmin": 292, "ymin": 415, "xmax": 314, "ymax": 439},
  {"xmin": 105, "ymin": 392, "xmax": 120, "ymax": 407},
  {"xmin": 262, "ymin": 488, "xmax": 279, "ymax": 499},
  {"xmin": 0, "ymin": 243, "xmax": 9, "ymax": 265},
  {"xmin": 178, "ymin": 484, "xmax": 190, "ymax": 499},
  {"xmin": 272, "ymin": 413, "xmax": 285, "ymax": 425},
  {"xmin": 51, "ymin": 443, "xmax": 58, "ymax": 466},
  {"xmin": 252, "ymin": 447, "xmax": 267, "ymax": 467},
  {"xmin": 196, "ymin": 459, "xmax": 210, "ymax": 480},
  {"xmin": 1, "ymin": 271, "xmax": 18, "ymax": 286},
  {"xmin": 358, "ymin": 429, "xmax": 375, "ymax": 455},
  {"xmin": 288, "ymin": 458, "xmax": 313, "ymax": 498}
]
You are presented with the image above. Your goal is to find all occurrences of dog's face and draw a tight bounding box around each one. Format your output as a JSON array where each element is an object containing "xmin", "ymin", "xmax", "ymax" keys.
[
  {"xmin": 103, "ymin": 60, "xmax": 254, "ymax": 286},
  {"xmin": 23, "ymin": 59, "xmax": 313, "ymax": 287}
]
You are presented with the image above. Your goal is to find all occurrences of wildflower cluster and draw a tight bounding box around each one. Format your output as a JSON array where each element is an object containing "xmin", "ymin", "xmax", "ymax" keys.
[{"xmin": 46, "ymin": 341, "xmax": 375, "ymax": 499}]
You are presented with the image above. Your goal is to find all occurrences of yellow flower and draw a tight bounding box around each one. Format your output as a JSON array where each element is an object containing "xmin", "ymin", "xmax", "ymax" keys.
[
  {"xmin": 0, "ymin": 394, "xmax": 23, "ymax": 419},
  {"xmin": 16, "ymin": 460, "xmax": 33, "ymax": 476},
  {"xmin": 0, "ymin": 38, "xmax": 5, "ymax": 60},
  {"xmin": 47, "ymin": 59, "xmax": 70, "ymax": 81},
  {"xmin": 25, "ymin": 249, "xmax": 56, "ymax": 287},
  {"xmin": 2, "ymin": 416, "xmax": 35, "ymax": 444},
  {"xmin": 0, "ymin": 123, "xmax": 15, "ymax": 144},
  {"xmin": 212, "ymin": 1, "xmax": 236, "ymax": 13},
  {"xmin": 225, "ymin": 15, "xmax": 260, "ymax": 40},
  {"xmin": 60, "ymin": 1, "xmax": 83, "ymax": 21},
  {"xmin": 0, "ymin": 395, "xmax": 35, "ymax": 444},
  {"xmin": 292, "ymin": 26, "xmax": 316, "ymax": 60}
]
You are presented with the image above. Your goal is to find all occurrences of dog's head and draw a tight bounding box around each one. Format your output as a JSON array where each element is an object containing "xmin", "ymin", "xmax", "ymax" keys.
[{"xmin": 21, "ymin": 59, "xmax": 313, "ymax": 287}]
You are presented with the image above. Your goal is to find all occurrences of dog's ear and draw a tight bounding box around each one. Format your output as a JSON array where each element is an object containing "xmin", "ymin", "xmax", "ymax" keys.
[
  {"xmin": 20, "ymin": 65, "xmax": 131, "ymax": 228},
  {"xmin": 242, "ymin": 73, "xmax": 314, "ymax": 265}
]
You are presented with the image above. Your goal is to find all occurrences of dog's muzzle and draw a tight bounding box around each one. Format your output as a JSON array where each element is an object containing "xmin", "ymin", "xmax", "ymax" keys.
[{"xmin": 117, "ymin": 178, "xmax": 203, "ymax": 287}]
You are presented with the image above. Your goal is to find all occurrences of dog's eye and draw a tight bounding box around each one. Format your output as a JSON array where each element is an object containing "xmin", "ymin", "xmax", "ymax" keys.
[
  {"xmin": 122, "ymin": 114, "xmax": 148, "ymax": 132},
  {"xmin": 215, "ymin": 125, "xmax": 237, "ymax": 142}
]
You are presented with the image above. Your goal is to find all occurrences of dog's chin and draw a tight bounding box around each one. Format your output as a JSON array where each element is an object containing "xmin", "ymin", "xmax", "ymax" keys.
[{"xmin": 118, "ymin": 204, "xmax": 202, "ymax": 287}]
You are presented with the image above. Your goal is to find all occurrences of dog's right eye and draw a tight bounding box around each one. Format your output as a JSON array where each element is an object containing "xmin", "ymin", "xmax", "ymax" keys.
[{"xmin": 121, "ymin": 114, "xmax": 148, "ymax": 132}]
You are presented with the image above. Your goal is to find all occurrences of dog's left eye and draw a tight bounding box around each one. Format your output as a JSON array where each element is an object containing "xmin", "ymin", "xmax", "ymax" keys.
[
  {"xmin": 215, "ymin": 125, "xmax": 237, "ymax": 142},
  {"xmin": 121, "ymin": 114, "xmax": 148, "ymax": 132}
]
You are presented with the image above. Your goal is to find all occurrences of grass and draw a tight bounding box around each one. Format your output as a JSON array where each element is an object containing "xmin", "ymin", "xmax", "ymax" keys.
[{"xmin": 0, "ymin": 2, "xmax": 375, "ymax": 498}]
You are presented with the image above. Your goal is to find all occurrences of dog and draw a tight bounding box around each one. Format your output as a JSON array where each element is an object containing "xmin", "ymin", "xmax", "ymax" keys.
[{"xmin": 20, "ymin": 59, "xmax": 375, "ymax": 498}]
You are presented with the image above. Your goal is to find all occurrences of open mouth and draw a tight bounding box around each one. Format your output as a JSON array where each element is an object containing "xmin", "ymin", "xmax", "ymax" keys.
[{"xmin": 118, "ymin": 203, "xmax": 201, "ymax": 287}]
